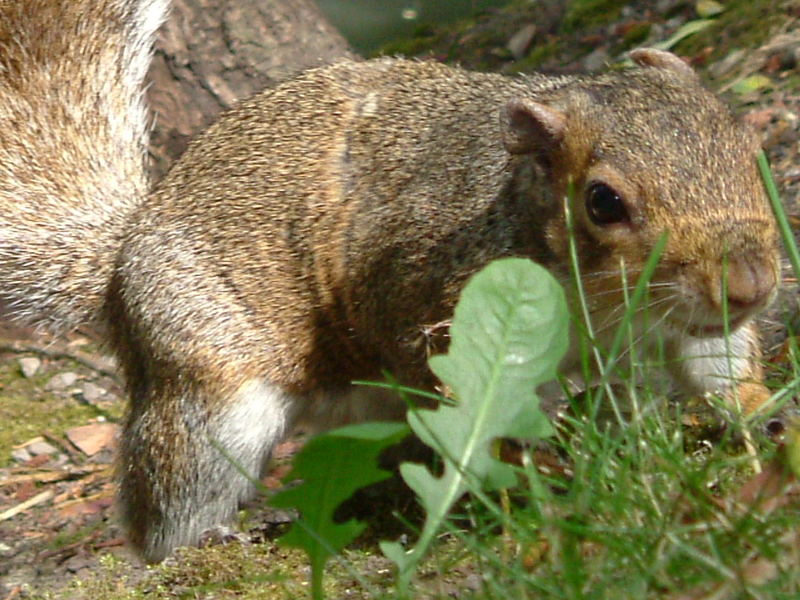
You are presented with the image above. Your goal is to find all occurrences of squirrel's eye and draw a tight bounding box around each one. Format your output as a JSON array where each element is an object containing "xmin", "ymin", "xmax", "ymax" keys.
[{"xmin": 585, "ymin": 183, "xmax": 629, "ymax": 226}]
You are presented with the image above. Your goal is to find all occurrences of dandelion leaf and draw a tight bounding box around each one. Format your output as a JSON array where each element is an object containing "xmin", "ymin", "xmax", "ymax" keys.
[
  {"xmin": 271, "ymin": 421, "xmax": 409, "ymax": 594},
  {"xmin": 386, "ymin": 257, "xmax": 569, "ymax": 584}
]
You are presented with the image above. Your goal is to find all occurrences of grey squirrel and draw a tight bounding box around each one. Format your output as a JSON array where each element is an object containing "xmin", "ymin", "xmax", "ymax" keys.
[{"xmin": 0, "ymin": 0, "xmax": 779, "ymax": 562}]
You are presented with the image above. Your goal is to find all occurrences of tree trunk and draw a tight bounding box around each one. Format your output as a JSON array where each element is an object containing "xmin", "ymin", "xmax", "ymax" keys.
[{"xmin": 147, "ymin": 0, "xmax": 355, "ymax": 178}]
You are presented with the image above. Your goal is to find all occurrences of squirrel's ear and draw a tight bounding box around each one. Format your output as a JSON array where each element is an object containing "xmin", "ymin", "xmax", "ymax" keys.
[
  {"xmin": 629, "ymin": 48, "xmax": 697, "ymax": 80},
  {"xmin": 501, "ymin": 99, "xmax": 566, "ymax": 156}
]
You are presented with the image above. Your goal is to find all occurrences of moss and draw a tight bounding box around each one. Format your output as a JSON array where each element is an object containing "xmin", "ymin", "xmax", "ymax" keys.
[
  {"xmin": 506, "ymin": 38, "xmax": 560, "ymax": 74},
  {"xmin": 561, "ymin": 0, "xmax": 626, "ymax": 33},
  {"xmin": 57, "ymin": 542, "xmax": 398, "ymax": 600},
  {"xmin": 675, "ymin": 0, "xmax": 792, "ymax": 60},
  {"xmin": 621, "ymin": 21, "xmax": 651, "ymax": 49},
  {"xmin": 375, "ymin": 26, "xmax": 442, "ymax": 58},
  {"xmin": 0, "ymin": 361, "xmax": 106, "ymax": 466},
  {"xmin": 49, "ymin": 519, "xmax": 107, "ymax": 551}
]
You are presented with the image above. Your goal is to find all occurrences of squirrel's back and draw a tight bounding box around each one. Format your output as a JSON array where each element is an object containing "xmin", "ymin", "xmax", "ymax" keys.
[
  {"xmin": 0, "ymin": 0, "xmax": 168, "ymax": 330},
  {"xmin": 116, "ymin": 59, "xmax": 570, "ymax": 389},
  {"xmin": 123, "ymin": 56, "xmax": 774, "ymax": 389}
]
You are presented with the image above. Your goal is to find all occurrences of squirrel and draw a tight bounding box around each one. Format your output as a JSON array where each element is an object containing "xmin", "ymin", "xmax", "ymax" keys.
[{"xmin": 0, "ymin": 0, "xmax": 780, "ymax": 562}]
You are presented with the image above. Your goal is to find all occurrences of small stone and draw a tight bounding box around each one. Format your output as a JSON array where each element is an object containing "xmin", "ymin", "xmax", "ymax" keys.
[
  {"xmin": 66, "ymin": 423, "xmax": 119, "ymax": 456},
  {"xmin": 507, "ymin": 24, "xmax": 537, "ymax": 60},
  {"xmin": 584, "ymin": 48, "xmax": 609, "ymax": 72},
  {"xmin": 45, "ymin": 372, "xmax": 79, "ymax": 391},
  {"xmin": 26, "ymin": 440, "xmax": 58, "ymax": 456},
  {"xmin": 80, "ymin": 381, "xmax": 106, "ymax": 403},
  {"xmin": 50, "ymin": 453, "xmax": 69, "ymax": 468},
  {"xmin": 18, "ymin": 357, "xmax": 41, "ymax": 378},
  {"xmin": 11, "ymin": 448, "xmax": 31, "ymax": 463},
  {"xmin": 64, "ymin": 554, "xmax": 92, "ymax": 573}
]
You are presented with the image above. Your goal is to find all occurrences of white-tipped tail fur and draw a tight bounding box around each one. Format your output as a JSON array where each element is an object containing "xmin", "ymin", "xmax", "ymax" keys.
[
  {"xmin": 0, "ymin": 0, "xmax": 168, "ymax": 330},
  {"xmin": 120, "ymin": 377, "xmax": 295, "ymax": 562}
]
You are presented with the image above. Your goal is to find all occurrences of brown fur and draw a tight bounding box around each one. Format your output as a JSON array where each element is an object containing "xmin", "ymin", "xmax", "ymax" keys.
[{"xmin": 0, "ymin": 2, "xmax": 779, "ymax": 562}]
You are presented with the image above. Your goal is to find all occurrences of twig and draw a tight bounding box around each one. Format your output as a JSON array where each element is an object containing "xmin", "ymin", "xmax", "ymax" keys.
[
  {"xmin": 742, "ymin": 428, "xmax": 762, "ymax": 475},
  {"xmin": 2, "ymin": 585, "xmax": 23, "ymax": 600},
  {"xmin": 11, "ymin": 435, "xmax": 45, "ymax": 450},
  {"xmin": 43, "ymin": 430, "xmax": 85, "ymax": 462},
  {"xmin": 0, "ymin": 337, "xmax": 119, "ymax": 380},
  {"xmin": 0, "ymin": 464, "xmax": 109, "ymax": 487},
  {"xmin": 0, "ymin": 489, "xmax": 54, "ymax": 521},
  {"xmin": 54, "ymin": 489, "xmax": 113, "ymax": 510}
]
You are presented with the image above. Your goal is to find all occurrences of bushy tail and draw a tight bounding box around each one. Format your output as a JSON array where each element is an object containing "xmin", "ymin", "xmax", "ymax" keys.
[{"xmin": 0, "ymin": 0, "xmax": 169, "ymax": 330}]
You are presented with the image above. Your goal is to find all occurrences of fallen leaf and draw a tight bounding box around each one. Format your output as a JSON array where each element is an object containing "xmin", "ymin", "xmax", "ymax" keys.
[
  {"xmin": 764, "ymin": 53, "xmax": 782, "ymax": 74},
  {"xmin": 23, "ymin": 455, "xmax": 50, "ymax": 469},
  {"xmin": 733, "ymin": 455, "xmax": 795, "ymax": 513},
  {"xmin": 731, "ymin": 74, "xmax": 773, "ymax": 95},
  {"xmin": 743, "ymin": 108, "xmax": 777, "ymax": 130},
  {"xmin": 655, "ymin": 19, "xmax": 714, "ymax": 51}
]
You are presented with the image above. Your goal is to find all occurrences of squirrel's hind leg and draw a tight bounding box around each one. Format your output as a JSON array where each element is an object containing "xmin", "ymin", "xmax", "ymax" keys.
[{"xmin": 119, "ymin": 374, "xmax": 298, "ymax": 563}]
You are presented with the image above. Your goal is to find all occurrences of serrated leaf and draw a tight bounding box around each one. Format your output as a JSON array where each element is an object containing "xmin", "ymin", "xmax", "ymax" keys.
[
  {"xmin": 270, "ymin": 421, "xmax": 409, "ymax": 599},
  {"xmin": 731, "ymin": 74, "xmax": 773, "ymax": 95},
  {"xmin": 387, "ymin": 258, "xmax": 568, "ymax": 592},
  {"xmin": 421, "ymin": 258, "xmax": 565, "ymax": 476}
]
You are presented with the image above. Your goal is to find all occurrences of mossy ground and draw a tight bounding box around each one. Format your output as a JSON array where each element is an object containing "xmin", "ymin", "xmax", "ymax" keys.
[
  {"xmin": 0, "ymin": 361, "xmax": 112, "ymax": 468},
  {"xmin": 375, "ymin": 0, "xmax": 797, "ymax": 78},
  {"xmin": 32, "ymin": 535, "xmax": 476, "ymax": 599},
  {"xmin": 675, "ymin": 0, "xmax": 795, "ymax": 61}
]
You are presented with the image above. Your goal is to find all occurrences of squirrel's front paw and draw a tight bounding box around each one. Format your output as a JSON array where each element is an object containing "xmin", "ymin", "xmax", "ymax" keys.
[
  {"xmin": 727, "ymin": 381, "xmax": 772, "ymax": 415},
  {"xmin": 197, "ymin": 525, "xmax": 250, "ymax": 550}
]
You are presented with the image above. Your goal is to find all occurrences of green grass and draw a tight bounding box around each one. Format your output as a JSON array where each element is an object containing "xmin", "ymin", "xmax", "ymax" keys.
[
  {"xmin": 433, "ymin": 154, "xmax": 800, "ymax": 599},
  {"xmin": 440, "ymin": 408, "xmax": 797, "ymax": 598}
]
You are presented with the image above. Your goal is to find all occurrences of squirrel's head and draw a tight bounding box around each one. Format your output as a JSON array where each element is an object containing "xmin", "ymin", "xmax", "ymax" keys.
[{"xmin": 502, "ymin": 48, "xmax": 779, "ymax": 340}]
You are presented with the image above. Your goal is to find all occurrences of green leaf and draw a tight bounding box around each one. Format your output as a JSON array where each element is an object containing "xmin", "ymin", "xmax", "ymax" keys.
[
  {"xmin": 387, "ymin": 258, "xmax": 569, "ymax": 593},
  {"xmin": 731, "ymin": 74, "xmax": 773, "ymax": 95},
  {"xmin": 270, "ymin": 421, "xmax": 410, "ymax": 599},
  {"xmin": 654, "ymin": 19, "xmax": 714, "ymax": 51},
  {"xmin": 695, "ymin": 0, "xmax": 724, "ymax": 18},
  {"xmin": 759, "ymin": 151, "xmax": 800, "ymax": 288},
  {"xmin": 786, "ymin": 419, "xmax": 800, "ymax": 479}
]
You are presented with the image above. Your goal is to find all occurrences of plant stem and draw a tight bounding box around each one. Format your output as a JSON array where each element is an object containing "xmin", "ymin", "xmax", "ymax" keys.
[{"xmin": 759, "ymin": 151, "xmax": 800, "ymax": 280}]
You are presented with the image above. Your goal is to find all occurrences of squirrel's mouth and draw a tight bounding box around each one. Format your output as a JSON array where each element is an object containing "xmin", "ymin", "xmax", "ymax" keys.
[{"xmin": 684, "ymin": 314, "xmax": 749, "ymax": 338}]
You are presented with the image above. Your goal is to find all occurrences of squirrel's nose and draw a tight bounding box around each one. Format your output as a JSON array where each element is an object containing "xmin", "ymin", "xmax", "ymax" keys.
[{"xmin": 724, "ymin": 255, "xmax": 777, "ymax": 312}]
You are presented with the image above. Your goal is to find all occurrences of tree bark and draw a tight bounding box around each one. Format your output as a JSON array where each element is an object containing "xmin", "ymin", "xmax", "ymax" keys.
[{"xmin": 147, "ymin": 0, "xmax": 355, "ymax": 178}]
